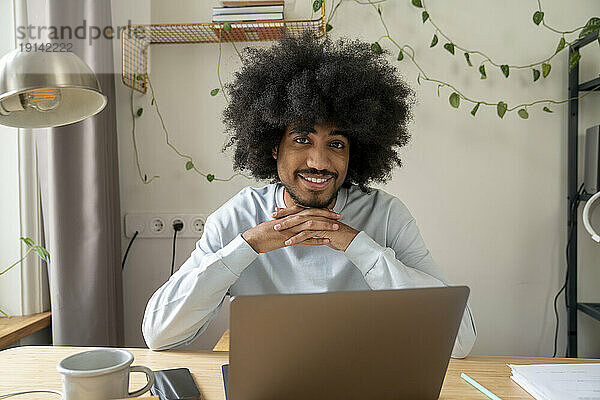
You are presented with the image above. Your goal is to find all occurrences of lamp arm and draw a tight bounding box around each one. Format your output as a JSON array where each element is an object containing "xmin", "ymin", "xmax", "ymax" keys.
[
  {"xmin": 14, "ymin": 0, "xmax": 29, "ymax": 45},
  {"xmin": 582, "ymin": 191, "xmax": 600, "ymax": 242}
]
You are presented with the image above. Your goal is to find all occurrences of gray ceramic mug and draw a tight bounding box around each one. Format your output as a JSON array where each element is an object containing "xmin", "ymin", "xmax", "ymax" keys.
[{"xmin": 56, "ymin": 348, "xmax": 154, "ymax": 400}]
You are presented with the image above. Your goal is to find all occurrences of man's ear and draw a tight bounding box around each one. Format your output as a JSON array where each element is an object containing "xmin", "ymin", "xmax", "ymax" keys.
[{"xmin": 272, "ymin": 145, "xmax": 278, "ymax": 160}]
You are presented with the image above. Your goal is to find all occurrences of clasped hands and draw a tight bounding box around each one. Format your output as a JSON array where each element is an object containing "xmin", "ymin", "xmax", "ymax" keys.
[{"xmin": 242, "ymin": 205, "xmax": 359, "ymax": 254}]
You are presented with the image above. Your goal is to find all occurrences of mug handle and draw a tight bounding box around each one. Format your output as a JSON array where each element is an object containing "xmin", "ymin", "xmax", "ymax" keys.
[{"xmin": 128, "ymin": 365, "xmax": 155, "ymax": 397}]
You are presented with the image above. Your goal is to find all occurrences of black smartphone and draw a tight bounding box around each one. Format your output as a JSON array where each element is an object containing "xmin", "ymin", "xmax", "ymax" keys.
[{"xmin": 149, "ymin": 367, "xmax": 202, "ymax": 400}]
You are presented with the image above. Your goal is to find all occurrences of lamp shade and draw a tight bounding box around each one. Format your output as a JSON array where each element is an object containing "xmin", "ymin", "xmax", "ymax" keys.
[{"xmin": 0, "ymin": 49, "xmax": 107, "ymax": 128}]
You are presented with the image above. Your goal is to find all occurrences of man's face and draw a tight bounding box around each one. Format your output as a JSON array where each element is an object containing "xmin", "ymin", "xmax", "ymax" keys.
[{"xmin": 274, "ymin": 121, "xmax": 350, "ymax": 208}]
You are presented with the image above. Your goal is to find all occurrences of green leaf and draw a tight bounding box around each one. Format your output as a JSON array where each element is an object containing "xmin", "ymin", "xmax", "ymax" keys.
[
  {"xmin": 411, "ymin": 0, "xmax": 423, "ymax": 7},
  {"xmin": 397, "ymin": 50, "xmax": 404, "ymax": 61},
  {"xmin": 479, "ymin": 64, "xmax": 487, "ymax": 79},
  {"xmin": 542, "ymin": 63, "xmax": 551, "ymax": 78},
  {"xmin": 518, "ymin": 108, "xmax": 529, "ymax": 119},
  {"xmin": 210, "ymin": 88, "xmax": 219, "ymax": 96},
  {"xmin": 326, "ymin": 23, "xmax": 333, "ymax": 32},
  {"xmin": 34, "ymin": 246, "xmax": 49, "ymax": 262},
  {"xmin": 136, "ymin": 74, "xmax": 144, "ymax": 81},
  {"xmin": 422, "ymin": 11, "xmax": 429, "ymax": 23},
  {"xmin": 20, "ymin": 237, "xmax": 34, "ymax": 247},
  {"xmin": 464, "ymin": 52, "xmax": 472, "ymax": 66},
  {"xmin": 371, "ymin": 42, "xmax": 383, "ymax": 54},
  {"xmin": 206, "ymin": 174, "xmax": 215, "ymax": 182},
  {"xmin": 556, "ymin": 37, "xmax": 566, "ymax": 54},
  {"xmin": 578, "ymin": 17, "xmax": 600, "ymax": 39},
  {"xmin": 223, "ymin": 22, "xmax": 232, "ymax": 32},
  {"xmin": 533, "ymin": 68, "xmax": 541, "ymax": 82},
  {"xmin": 543, "ymin": 106, "xmax": 553, "ymax": 113},
  {"xmin": 501, "ymin": 64, "xmax": 509, "ymax": 78},
  {"xmin": 533, "ymin": 11, "xmax": 544, "ymax": 25},
  {"xmin": 312, "ymin": 0, "xmax": 322, "ymax": 12},
  {"xmin": 136, "ymin": 107, "xmax": 143, "ymax": 117},
  {"xmin": 569, "ymin": 50, "xmax": 581, "ymax": 70},
  {"xmin": 443, "ymin": 42, "xmax": 455, "ymax": 55},
  {"xmin": 497, "ymin": 101, "xmax": 508, "ymax": 119},
  {"xmin": 470, "ymin": 103, "xmax": 480, "ymax": 116},
  {"xmin": 430, "ymin": 34, "xmax": 438, "ymax": 47},
  {"xmin": 449, "ymin": 92, "xmax": 460, "ymax": 108},
  {"xmin": 185, "ymin": 161, "xmax": 194, "ymax": 170}
]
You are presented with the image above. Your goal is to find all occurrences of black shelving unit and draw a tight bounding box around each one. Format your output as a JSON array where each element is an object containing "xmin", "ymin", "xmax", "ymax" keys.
[{"xmin": 566, "ymin": 30, "xmax": 600, "ymax": 358}]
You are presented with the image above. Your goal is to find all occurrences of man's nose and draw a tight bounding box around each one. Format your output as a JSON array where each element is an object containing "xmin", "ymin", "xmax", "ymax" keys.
[{"xmin": 305, "ymin": 146, "xmax": 331, "ymax": 171}]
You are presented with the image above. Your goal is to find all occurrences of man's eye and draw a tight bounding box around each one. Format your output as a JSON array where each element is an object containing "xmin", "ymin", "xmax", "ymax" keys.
[
  {"xmin": 294, "ymin": 137, "xmax": 310, "ymax": 144},
  {"xmin": 329, "ymin": 141, "xmax": 345, "ymax": 149}
]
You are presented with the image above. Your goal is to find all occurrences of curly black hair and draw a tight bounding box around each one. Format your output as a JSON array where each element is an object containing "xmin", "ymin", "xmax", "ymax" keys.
[{"xmin": 222, "ymin": 30, "xmax": 415, "ymax": 191}]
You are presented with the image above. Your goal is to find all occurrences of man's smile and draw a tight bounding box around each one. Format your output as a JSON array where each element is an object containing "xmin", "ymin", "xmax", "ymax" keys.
[{"xmin": 298, "ymin": 173, "xmax": 334, "ymax": 190}]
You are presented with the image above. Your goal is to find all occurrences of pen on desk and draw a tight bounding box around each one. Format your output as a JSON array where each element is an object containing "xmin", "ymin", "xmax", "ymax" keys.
[{"xmin": 461, "ymin": 372, "xmax": 502, "ymax": 400}]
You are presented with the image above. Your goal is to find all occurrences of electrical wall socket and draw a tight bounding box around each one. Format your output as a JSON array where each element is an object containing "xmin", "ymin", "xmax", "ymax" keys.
[{"xmin": 125, "ymin": 213, "xmax": 209, "ymax": 239}]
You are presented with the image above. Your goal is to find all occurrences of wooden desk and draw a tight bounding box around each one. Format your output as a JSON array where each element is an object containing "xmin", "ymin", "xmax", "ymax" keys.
[
  {"xmin": 0, "ymin": 312, "xmax": 51, "ymax": 348},
  {"xmin": 213, "ymin": 329, "xmax": 229, "ymax": 351},
  {"xmin": 0, "ymin": 346, "xmax": 597, "ymax": 399}
]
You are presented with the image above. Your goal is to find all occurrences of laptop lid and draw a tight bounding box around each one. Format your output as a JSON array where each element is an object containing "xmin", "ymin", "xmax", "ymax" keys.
[{"xmin": 228, "ymin": 286, "xmax": 469, "ymax": 400}]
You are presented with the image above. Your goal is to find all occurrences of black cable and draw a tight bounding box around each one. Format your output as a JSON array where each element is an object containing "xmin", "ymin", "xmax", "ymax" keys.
[
  {"xmin": 122, "ymin": 230, "xmax": 139, "ymax": 270},
  {"xmin": 170, "ymin": 221, "xmax": 184, "ymax": 276},
  {"xmin": 553, "ymin": 183, "xmax": 584, "ymax": 357},
  {"xmin": 171, "ymin": 229, "xmax": 179, "ymax": 276}
]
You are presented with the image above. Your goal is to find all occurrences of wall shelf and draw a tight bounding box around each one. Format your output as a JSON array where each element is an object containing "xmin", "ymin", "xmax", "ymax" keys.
[{"xmin": 122, "ymin": 4, "xmax": 327, "ymax": 93}]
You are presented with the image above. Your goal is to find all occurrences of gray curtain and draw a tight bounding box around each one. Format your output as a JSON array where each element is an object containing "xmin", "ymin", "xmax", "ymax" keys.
[{"xmin": 33, "ymin": 0, "xmax": 123, "ymax": 346}]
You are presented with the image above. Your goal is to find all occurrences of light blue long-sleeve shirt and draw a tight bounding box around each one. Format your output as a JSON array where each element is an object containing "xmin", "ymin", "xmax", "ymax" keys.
[{"xmin": 142, "ymin": 183, "xmax": 477, "ymax": 357}]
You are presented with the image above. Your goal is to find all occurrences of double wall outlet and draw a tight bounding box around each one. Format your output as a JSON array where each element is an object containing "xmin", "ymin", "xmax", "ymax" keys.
[{"xmin": 125, "ymin": 213, "xmax": 209, "ymax": 239}]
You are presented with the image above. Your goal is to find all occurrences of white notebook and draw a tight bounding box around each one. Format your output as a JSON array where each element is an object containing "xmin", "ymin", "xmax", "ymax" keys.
[{"xmin": 508, "ymin": 363, "xmax": 600, "ymax": 400}]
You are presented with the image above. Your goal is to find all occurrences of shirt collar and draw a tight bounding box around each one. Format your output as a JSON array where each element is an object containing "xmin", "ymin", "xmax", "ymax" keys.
[{"xmin": 275, "ymin": 183, "xmax": 348, "ymax": 213}]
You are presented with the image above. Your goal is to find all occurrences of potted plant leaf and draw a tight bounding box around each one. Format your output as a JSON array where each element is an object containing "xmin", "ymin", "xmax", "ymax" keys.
[{"xmin": 0, "ymin": 237, "xmax": 49, "ymax": 317}]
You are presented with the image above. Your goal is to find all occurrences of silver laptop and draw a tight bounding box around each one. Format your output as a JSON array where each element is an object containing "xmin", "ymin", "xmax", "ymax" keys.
[{"xmin": 227, "ymin": 286, "xmax": 469, "ymax": 400}]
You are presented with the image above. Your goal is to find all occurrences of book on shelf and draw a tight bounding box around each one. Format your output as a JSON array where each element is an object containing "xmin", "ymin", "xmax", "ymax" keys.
[
  {"xmin": 212, "ymin": 23, "xmax": 285, "ymax": 41},
  {"xmin": 213, "ymin": 5, "xmax": 284, "ymax": 15},
  {"xmin": 220, "ymin": 1, "xmax": 284, "ymax": 6},
  {"xmin": 212, "ymin": 13, "xmax": 283, "ymax": 22}
]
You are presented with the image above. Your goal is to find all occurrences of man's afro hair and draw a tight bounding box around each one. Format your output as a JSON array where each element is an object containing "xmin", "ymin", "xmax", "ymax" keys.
[{"xmin": 222, "ymin": 30, "xmax": 415, "ymax": 191}]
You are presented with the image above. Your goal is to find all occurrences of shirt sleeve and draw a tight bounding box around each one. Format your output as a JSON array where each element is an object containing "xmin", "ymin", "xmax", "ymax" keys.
[
  {"xmin": 141, "ymin": 217, "xmax": 258, "ymax": 351},
  {"xmin": 344, "ymin": 220, "xmax": 477, "ymax": 358}
]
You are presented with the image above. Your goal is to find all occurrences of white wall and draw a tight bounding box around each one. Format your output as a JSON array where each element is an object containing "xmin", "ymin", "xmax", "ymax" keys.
[
  {"xmin": 112, "ymin": 0, "xmax": 600, "ymax": 356},
  {"xmin": 0, "ymin": 0, "xmax": 22, "ymax": 317}
]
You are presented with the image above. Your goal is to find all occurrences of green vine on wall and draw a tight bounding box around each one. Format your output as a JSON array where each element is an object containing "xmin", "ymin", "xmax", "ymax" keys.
[
  {"xmin": 321, "ymin": 0, "xmax": 600, "ymax": 118},
  {"xmin": 131, "ymin": 76, "xmax": 250, "ymax": 184},
  {"xmin": 132, "ymin": 0, "xmax": 599, "ymax": 185}
]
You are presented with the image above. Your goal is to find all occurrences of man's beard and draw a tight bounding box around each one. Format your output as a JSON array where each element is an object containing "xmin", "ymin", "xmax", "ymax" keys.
[{"xmin": 283, "ymin": 182, "xmax": 338, "ymax": 209}]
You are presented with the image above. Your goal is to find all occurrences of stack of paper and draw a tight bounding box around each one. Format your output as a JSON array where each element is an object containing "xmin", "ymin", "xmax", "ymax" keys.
[{"xmin": 508, "ymin": 363, "xmax": 600, "ymax": 400}]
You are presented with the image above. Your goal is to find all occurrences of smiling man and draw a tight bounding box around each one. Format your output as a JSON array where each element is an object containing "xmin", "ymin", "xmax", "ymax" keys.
[{"xmin": 142, "ymin": 31, "xmax": 477, "ymax": 357}]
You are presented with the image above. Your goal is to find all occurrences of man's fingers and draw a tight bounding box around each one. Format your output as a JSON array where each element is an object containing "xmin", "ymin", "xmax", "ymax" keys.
[
  {"xmin": 274, "ymin": 217, "xmax": 339, "ymax": 232},
  {"xmin": 284, "ymin": 230, "xmax": 328, "ymax": 246},
  {"xmin": 271, "ymin": 205, "xmax": 307, "ymax": 218},
  {"xmin": 273, "ymin": 206, "xmax": 340, "ymax": 220},
  {"xmin": 297, "ymin": 237, "xmax": 330, "ymax": 246}
]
